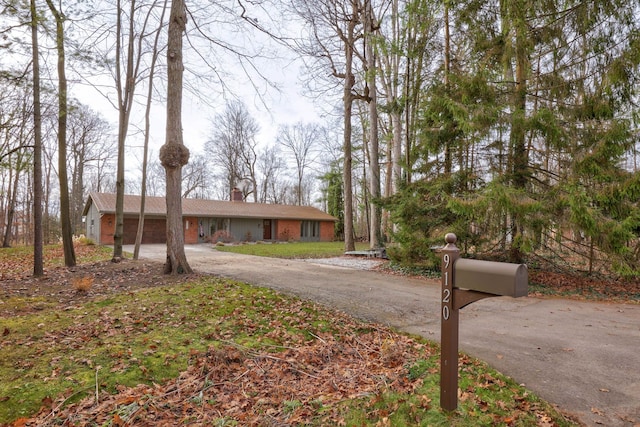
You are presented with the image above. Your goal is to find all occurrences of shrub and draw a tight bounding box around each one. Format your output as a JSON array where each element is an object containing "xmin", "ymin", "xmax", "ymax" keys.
[
  {"xmin": 211, "ymin": 230, "xmax": 234, "ymax": 243},
  {"xmin": 74, "ymin": 235, "xmax": 95, "ymax": 246}
]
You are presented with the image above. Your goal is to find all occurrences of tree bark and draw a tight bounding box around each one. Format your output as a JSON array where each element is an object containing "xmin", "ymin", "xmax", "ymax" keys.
[
  {"xmin": 135, "ymin": 0, "xmax": 167, "ymax": 260},
  {"xmin": 31, "ymin": 0, "xmax": 43, "ymax": 276},
  {"xmin": 160, "ymin": 0, "xmax": 192, "ymax": 274},
  {"xmin": 113, "ymin": 0, "xmax": 139, "ymax": 260},
  {"xmin": 45, "ymin": 0, "xmax": 76, "ymax": 267},
  {"xmin": 2, "ymin": 152, "xmax": 21, "ymax": 248},
  {"xmin": 342, "ymin": 0, "xmax": 360, "ymax": 253},
  {"xmin": 364, "ymin": 0, "xmax": 382, "ymax": 248}
]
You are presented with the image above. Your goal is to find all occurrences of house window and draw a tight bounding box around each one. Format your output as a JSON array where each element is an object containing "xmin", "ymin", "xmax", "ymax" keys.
[{"xmin": 301, "ymin": 221, "xmax": 319, "ymax": 238}]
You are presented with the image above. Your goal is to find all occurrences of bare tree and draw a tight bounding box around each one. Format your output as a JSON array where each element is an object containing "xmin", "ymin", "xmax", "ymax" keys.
[
  {"xmin": 290, "ymin": 0, "xmax": 365, "ymax": 251},
  {"xmin": 45, "ymin": 0, "xmax": 76, "ymax": 267},
  {"xmin": 2, "ymin": 149, "xmax": 28, "ymax": 248},
  {"xmin": 67, "ymin": 104, "xmax": 113, "ymax": 235},
  {"xmin": 142, "ymin": 155, "xmax": 166, "ymax": 196},
  {"xmin": 277, "ymin": 122, "xmax": 321, "ymax": 205},
  {"xmin": 160, "ymin": 0, "xmax": 191, "ymax": 274},
  {"xmin": 112, "ymin": 0, "xmax": 158, "ymax": 261},
  {"xmin": 363, "ymin": 0, "xmax": 382, "ymax": 248},
  {"xmin": 0, "ymin": 82, "xmax": 30, "ymax": 247},
  {"xmin": 205, "ymin": 101, "xmax": 259, "ymax": 201},
  {"xmin": 181, "ymin": 153, "xmax": 210, "ymax": 198},
  {"xmin": 134, "ymin": 0, "xmax": 168, "ymax": 260},
  {"xmin": 257, "ymin": 144, "xmax": 285, "ymax": 203}
]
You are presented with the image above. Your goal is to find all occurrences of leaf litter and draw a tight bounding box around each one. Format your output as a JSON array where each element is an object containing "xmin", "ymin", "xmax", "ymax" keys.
[{"xmin": 1, "ymin": 246, "xmax": 579, "ymax": 426}]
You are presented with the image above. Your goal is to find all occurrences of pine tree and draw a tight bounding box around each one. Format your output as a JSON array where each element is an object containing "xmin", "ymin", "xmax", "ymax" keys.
[{"xmin": 386, "ymin": 0, "xmax": 640, "ymax": 274}]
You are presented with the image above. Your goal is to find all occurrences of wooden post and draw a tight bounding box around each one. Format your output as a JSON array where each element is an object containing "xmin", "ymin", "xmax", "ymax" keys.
[{"xmin": 440, "ymin": 233, "xmax": 460, "ymax": 411}]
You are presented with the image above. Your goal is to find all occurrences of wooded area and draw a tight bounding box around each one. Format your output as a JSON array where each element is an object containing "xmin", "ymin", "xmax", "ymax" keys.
[{"xmin": 1, "ymin": 0, "xmax": 639, "ymax": 276}]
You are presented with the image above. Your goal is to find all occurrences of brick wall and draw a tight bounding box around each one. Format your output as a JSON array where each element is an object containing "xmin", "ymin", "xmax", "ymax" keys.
[
  {"xmin": 275, "ymin": 219, "xmax": 301, "ymax": 241},
  {"xmin": 100, "ymin": 215, "xmax": 333, "ymax": 244},
  {"xmin": 320, "ymin": 221, "xmax": 335, "ymax": 242}
]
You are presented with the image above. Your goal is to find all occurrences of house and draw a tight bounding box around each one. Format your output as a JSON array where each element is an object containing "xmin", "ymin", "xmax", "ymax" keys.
[{"xmin": 82, "ymin": 191, "xmax": 337, "ymax": 245}]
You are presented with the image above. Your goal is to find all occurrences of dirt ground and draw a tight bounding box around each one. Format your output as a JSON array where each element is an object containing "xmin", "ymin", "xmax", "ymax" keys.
[{"xmin": 0, "ymin": 258, "xmax": 195, "ymax": 318}]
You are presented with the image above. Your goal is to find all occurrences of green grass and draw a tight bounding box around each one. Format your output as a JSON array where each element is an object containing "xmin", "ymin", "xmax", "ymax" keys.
[
  {"xmin": 213, "ymin": 241, "xmax": 369, "ymax": 258},
  {"xmin": 0, "ymin": 276, "xmax": 577, "ymax": 426},
  {"xmin": 0, "ymin": 278, "xmax": 313, "ymax": 422}
]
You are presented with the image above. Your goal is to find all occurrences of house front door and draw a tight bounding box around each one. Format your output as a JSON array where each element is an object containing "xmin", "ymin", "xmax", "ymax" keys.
[{"xmin": 263, "ymin": 219, "xmax": 272, "ymax": 240}]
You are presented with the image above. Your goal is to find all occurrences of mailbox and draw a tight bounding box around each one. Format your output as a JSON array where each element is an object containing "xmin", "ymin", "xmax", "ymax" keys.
[
  {"xmin": 438, "ymin": 234, "xmax": 530, "ymax": 411},
  {"xmin": 454, "ymin": 259, "xmax": 528, "ymax": 297}
]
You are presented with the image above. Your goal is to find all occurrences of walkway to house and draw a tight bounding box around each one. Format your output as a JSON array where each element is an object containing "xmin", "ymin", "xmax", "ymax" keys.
[{"xmin": 126, "ymin": 244, "xmax": 640, "ymax": 427}]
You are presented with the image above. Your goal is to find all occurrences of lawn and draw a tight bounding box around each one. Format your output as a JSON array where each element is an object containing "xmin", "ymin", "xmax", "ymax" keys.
[
  {"xmin": 213, "ymin": 240, "xmax": 370, "ymax": 258},
  {"xmin": 0, "ymin": 244, "xmax": 579, "ymax": 426}
]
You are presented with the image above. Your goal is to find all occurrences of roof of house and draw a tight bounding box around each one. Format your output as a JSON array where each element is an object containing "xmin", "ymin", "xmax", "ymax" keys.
[{"xmin": 83, "ymin": 192, "xmax": 337, "ymax": 222}]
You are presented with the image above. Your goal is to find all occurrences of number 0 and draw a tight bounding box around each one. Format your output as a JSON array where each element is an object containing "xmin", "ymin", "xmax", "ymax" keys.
[{"xmin": 442, "ymin": 305, "xmax": 450, "ymax": 320}]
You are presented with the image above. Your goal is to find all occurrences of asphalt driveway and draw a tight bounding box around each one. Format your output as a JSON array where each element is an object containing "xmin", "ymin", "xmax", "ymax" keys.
[{"xmin": 127, "ymin": 244, "xmax": 640, "ymax": 427}]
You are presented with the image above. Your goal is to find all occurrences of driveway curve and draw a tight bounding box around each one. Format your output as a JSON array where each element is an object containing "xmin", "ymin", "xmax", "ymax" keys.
[{"xmin": 128, "ymin": 244, "xmax": 640, "ymax": 427}]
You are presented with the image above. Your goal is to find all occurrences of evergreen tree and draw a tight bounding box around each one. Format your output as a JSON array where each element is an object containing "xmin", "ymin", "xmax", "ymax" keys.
[{"xmin": 386, "ymin": 0, "xmax": 640, "ymax": 274}]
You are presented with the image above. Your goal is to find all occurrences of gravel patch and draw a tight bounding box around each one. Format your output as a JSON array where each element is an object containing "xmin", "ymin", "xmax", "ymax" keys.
[{"xmin": 303, "ymin": 256, "xmax": 386, "ymax": 270}]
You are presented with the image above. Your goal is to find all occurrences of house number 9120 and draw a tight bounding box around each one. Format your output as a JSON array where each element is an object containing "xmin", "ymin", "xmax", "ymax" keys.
[{"xmin": 442, "ymin": 254, "xmax": 451, "ymax": 320}]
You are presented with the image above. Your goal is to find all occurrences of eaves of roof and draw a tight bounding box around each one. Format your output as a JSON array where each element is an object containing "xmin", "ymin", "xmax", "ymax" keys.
[{"xmin": 84, "ymin": 192, "xmax": 337, "ymax": 222}]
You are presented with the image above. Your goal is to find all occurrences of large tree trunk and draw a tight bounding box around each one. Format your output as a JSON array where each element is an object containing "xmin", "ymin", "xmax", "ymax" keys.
[
  {"xmin": 364, "ymin": 0, "xmax": 382, "ymax": 249},
  {"xmin": 342, "ymin": 0, "xmax": 360, "ymax": 253},
  {"xmin": 45, "ymin": 0, "xmax": 76, "ymax": 267},
  {"xmin": 160, "ymin": 0, "xmax": 192, "ymax": 274},
  {"xmin": 31, "ymin": 0, "xmax": 43, "ymax": 276}
]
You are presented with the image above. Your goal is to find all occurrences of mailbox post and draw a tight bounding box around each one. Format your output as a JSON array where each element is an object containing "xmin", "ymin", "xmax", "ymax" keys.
[
  {"xmin": 438, "ymin": 233, "xmax": 528, "ymax": 411},
  {"xmin": 439, "ymin": 233, "xmax": 460, "ymax": 411}
]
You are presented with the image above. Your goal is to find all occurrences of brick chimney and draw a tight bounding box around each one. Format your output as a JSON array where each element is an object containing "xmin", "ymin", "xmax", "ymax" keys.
[{"xmin": 232, "ymin": 187, "xmax": 244, "ymax": 202}]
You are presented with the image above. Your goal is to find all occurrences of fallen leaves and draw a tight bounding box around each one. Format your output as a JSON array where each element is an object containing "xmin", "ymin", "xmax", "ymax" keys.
[
  {"xmin": 21, "ymin": 332, "xmax": 431, "ymax": 426},
  {"xmin": 529, "ymin": 270, "xmax": 640, "ymax": 302},
  {"xmin": 0, "ymin": 247, "xmax": 587, "ymax": 427}
]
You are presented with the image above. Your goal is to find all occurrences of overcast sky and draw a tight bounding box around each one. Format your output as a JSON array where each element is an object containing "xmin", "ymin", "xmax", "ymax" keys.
[{"xmin": 63, "ymin": 0, "xmax": 332, "ymax": 182}]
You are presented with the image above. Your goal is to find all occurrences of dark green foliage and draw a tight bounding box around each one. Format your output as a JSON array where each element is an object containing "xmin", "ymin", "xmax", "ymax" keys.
[
  {"xmin": 385, "ymin": 0, "xmax": 640, "ymax": 275},
  {"xmin": 382, "ymin": 172, "xmax": 480, "ymax": 269},
  {"xmin": 321, "ymin": 165, "xmax": 345, "ymax": 240}
]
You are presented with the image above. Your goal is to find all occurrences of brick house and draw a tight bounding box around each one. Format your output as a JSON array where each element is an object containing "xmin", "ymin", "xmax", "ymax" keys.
[{"xmin": 82, "ymin": 191, "xmax": 337, "ymax": 245}]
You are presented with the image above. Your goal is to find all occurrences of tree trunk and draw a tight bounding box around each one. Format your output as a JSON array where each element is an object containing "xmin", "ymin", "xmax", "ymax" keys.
[
  {"xmin": 342, "ymin": 0, "xmax": 360, "ymax": 253},
  {"xmin": 135, "ymin": 0, "xmax": 167, "ymax": 260},
  {"xmin": 2, "ymin": 153, "xmax": 20, "ymax": 247},
  {"xmin": 31, "ymin": 0, "xmax": 43, "ymax": 276},
  {"xmin": 508, "ymin": 0, "xmax": 529, "ymax": 263},
  {"xmin": 160, "ymin": 0, "xmax": 192, "ymax": 274},
  {"xmin": 364, "ymin": 0, "xmax": 381, "ymax": 249},
  {"xmin": 113, "ymin": 0, "xmax": 139, "ymax": 260},
  {"xmin": 45, "ymin": 0, "xmax": 76, "ymax": 267}
]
